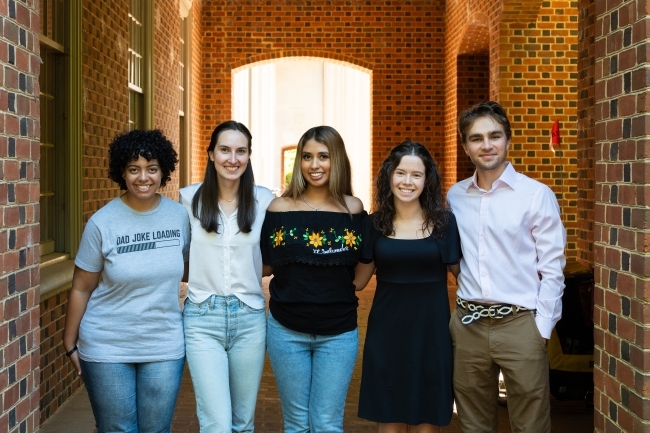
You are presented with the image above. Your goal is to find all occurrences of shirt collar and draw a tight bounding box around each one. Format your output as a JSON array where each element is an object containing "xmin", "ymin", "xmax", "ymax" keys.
[{"xmin": 467, "ymin": 162, "xmax": 517, "ymax": 192}]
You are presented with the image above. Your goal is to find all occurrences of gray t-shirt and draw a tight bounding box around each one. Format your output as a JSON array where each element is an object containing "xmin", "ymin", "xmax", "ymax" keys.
[{"xmin": 75, "ymin": 196, "xmax": 190, "ymax": 363}]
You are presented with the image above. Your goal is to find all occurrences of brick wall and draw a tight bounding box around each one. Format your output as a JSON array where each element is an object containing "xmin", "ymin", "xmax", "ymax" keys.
[
  {"xmin": 39, "ymin": 290, "xmax": 80, "ymax": 424},
  {"xmin": 154, "ymin": 0, "xmax": 182, "ymax": 196},
  {"xmin": 199, "ymin": 0, "xmax": 447, "ymax": 183},
  {"xmin": 456, "ymin": 53, "xmax": 490, "ymax": 181},
  {"xmin": 576, "ymin": 0, "xmax": 596, "ymax": 267},
  {"xmin": 190, "ymin": 0, "xmax": 204, "ymax": 184},
  {"xmin": 592, "ymin": 0, "xmax": 650, "ymax": 431},
  {"xmin": 0, "ymin": 0, "xmax": 42, "ymax": 431},
  {"xmin": 81, "ymin": 0, "xmax": 129, "ymax": 222}
]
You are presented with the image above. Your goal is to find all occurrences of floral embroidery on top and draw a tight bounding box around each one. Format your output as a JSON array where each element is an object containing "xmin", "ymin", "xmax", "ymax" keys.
[{"xmin": 271, "ymin": 225, "xmax": 361, "ymax": 251}]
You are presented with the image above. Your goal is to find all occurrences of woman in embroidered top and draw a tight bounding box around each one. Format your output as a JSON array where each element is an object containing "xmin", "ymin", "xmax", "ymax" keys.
[
  {"xmin": 354, "ymin": 141, "xmax": 461, "ymax": 433},
  {"xmin": 179, "ymin": 121, "xmax": 274, "ymax": 433},
  {"xmin": 63, "ymin": 129, "xmax": 190, "ymax": 433},
  {"xmin": 261, "ymin": 125, "xmax": 366, "ymax": 433}
]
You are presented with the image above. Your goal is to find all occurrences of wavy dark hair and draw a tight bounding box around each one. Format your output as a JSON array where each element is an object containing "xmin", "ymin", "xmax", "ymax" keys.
[
  {"xmin": 458, "ymin": 100, "xmax": 512, "ymax": 144},
  {"xmin": 282, "ymin": 125, "xmax": 353, "ymax": 214},
  {"xmin": 192, "ymin": 121, "xmax": 256, "ymax": 234},
  {"xmin": 372, "ymin": 141, "xmax": 448, "ymax": 237},
  {"xmin": 108, "ymin": 129, "xmax": 178, "ymax": 190}
]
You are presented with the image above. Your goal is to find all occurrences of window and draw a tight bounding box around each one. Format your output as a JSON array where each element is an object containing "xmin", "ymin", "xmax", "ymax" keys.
[
  {"xmin": 39, "ymin": 0, "xmax": 66, "ymax": 258},
  {"xmin": 38, "ymin": 0, "xmax": 82, "ymax": 273},
  {"xmin": 179, "ymin": 1, "xmax": 193, "ymax": 186},
  {"xmin": 128, "ymin": 0, "xmax": 145, "ymax": 130},
  {"xmin": 128, "ymin": 0, "xmax": 153, "ymax": 130},
  {"xmin": 281, "ymin": 146, "xmax": 297, "ymax": 192}
]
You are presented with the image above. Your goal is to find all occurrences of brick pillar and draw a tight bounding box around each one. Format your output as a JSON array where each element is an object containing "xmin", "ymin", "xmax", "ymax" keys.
[
  {"xmin": 577, "ymin": 0, "xmax": 596, "ymax": 267},
  {"xmin": 0, "ymin": 1, "xmax": 42, "ymax": 432},
  {"xmin": 456, "ymin": 53, "xmax": 490, "ymax": 181},
  {"xmin": 593, "ymin": 1, "xmax": 650, "ymax": 431}
]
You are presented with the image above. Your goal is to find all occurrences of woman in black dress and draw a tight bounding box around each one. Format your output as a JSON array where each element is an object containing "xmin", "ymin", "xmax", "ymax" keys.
[{"xmin": 354, "ymin": 141, "xmax": 461, "ymax": 433}]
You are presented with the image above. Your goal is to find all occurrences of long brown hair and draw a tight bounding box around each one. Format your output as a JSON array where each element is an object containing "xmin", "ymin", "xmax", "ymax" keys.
[
  {"xmin": 192, "ymin": 121, "xmax": 256, "ymax": 233},
  {"xmin": 282, "ymin": 126, "xmax": 353, "ymax": 214}
]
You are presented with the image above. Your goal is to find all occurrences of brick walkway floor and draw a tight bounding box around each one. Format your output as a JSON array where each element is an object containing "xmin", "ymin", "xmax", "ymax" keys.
[{"xmin": 170, "ymin": 276, "xmax": 594, "ymax": 433}]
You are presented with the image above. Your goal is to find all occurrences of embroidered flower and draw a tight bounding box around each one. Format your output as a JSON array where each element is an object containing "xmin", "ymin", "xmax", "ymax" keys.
[
  {"xmin": 270, "ymin": 227, "xmax": 286, "ymax": 247},
  {"xmin": 274, "ymin": 230, "xmax": 284, "ymax": 246},
  {"xmin": 308, "ymin": 232, "xmax": 324, "ymax": 247},
  {"xmin": 344, "ymin": 231, "xmax": 357, "ymax": 247}
]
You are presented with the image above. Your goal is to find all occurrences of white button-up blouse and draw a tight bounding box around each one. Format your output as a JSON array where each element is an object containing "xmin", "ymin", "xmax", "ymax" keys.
[{"xmin": 180, "ymin": 183, "xmax": 274, "ymax": 310}]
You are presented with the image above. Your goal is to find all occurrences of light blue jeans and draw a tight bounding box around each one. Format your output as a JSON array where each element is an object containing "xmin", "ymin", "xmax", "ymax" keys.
[
  {"xmin": 266, "ymin": 312, "xmax": 358, "ymax": 433},
  {"xmin": 183, "ymin": 295, "xmax": 267, "ymax": 433},
  {"xmin": 80, "ymin": 358, "xmax": 185, "ymax": 433}
]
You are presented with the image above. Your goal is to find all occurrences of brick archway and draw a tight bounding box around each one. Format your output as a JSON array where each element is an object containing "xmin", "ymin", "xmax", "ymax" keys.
[{"xmin": 231, "ymin": 50, "xmax": 373, "ymax": 73}]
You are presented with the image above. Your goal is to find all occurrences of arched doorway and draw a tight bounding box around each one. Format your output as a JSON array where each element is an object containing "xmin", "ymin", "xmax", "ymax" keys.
[{"xmin": 232, "ymin": 58, "xmax": 372, "ymax": 208}]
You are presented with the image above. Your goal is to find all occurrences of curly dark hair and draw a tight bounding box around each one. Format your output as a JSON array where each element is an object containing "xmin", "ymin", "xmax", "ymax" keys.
[
  {"xmin": 372, "ymin": 141, "xmax": 448, "ymax": 238},
  {"xmin": 108, "ymin": 129, "xmax": 178, "ymax": 190}
]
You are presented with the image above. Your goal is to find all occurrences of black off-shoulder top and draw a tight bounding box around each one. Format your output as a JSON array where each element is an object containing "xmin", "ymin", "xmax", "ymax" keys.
[{"xmin": 261, "ymin": 210, "xmax": 367, "ymax": 335}]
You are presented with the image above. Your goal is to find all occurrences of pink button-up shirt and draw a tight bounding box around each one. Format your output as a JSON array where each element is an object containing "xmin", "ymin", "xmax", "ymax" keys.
[{"xmin": 447, "ymin": 162, "xmax": 566, "ymax": 338}]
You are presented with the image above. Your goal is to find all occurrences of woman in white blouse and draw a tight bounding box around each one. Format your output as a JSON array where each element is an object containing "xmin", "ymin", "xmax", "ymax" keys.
[{"xmin": 180, "ymin": 121, "xmax": 274, "ymax": 433}]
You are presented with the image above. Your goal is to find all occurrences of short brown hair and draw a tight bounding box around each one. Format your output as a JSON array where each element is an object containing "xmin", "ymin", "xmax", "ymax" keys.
[{"xmin": 458, "ymin": 101, "xmax": 512, "ymax": 144}]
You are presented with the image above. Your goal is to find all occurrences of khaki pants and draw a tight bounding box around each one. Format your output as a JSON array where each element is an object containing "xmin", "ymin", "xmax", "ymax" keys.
[{"xmin": 450, "ymin": 308, "xmax": 551, "ymax": 433}]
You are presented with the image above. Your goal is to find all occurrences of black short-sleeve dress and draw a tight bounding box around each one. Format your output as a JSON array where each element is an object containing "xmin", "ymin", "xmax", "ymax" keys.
[{"xmin": 357, "ymin": 212, "xmax": 461, "ymax": 426}]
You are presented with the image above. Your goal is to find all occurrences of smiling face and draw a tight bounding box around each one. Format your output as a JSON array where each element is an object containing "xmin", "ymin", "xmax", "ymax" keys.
[
  {"xmin": 463, "ymin": 116, "xmax": 510, "ymax": 174},
  {"xmin": 301, "ymin": 139, "xmax": 331, "ymax": 189},
  {"xmin": 209, "ymin": 129, "xmax": 250, "ymax": 183},
  {"xmin": 123, "ymin": 156, "xmax": 162, "ymax": 204},
  {"xmin": 391, "ymin": 154, "xmax": 426, "ymax": 205}
]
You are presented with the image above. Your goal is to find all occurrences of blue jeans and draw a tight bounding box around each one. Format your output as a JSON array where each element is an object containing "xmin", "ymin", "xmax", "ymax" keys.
[
  {"xmin": 80, "ymin": 358, "xmax": 185, "ymax": 433},
  {"xmin": 266, "ymin": 312, "xmax": 358, "ymax": 433},
  {"xmin": 183, "ymin": 295, "xmax": 267, "ymax": 433}
]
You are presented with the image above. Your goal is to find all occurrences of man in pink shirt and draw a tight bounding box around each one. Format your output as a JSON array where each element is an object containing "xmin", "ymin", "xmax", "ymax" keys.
[{"xmin": 447, "ymin": 101, "xmax": 566, "ymax": 433}]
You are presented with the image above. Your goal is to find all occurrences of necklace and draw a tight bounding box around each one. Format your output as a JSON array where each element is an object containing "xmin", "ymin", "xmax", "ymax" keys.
[
  {"xmin": 301, "ymin": 195, "xmax": 332, "ymax": 211},
  {"xmin": 220, "ymin": 196, "xmax": 236, "ymax": 203}
]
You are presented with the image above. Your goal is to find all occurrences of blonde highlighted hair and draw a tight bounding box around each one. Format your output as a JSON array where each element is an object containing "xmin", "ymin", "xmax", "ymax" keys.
[{"xmin": 282, "ymin": 125, "xmax": 353, "ymax": 214}]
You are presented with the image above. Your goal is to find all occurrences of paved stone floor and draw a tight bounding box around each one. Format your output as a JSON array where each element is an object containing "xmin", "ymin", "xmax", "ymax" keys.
[
  {"xmin": 170, "ymin": 276, "xmax": 594, "ymax": 433},
  {"xmin": 41, "ymin": 276, "xmax": 594, "ymax": 432}
]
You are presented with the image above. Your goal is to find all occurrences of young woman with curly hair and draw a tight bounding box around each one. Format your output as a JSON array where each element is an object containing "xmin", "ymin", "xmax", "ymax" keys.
[
  {"xmin": 63, "ymin": 129, "xmax": 190, "ymax": 433},
  {"xmin": 260, "ymin": 126, "xmax": 366, "ymax": 433},
  {"xmin": 354, "ymin": 141, "xmax": 461, "ymax": 433}
]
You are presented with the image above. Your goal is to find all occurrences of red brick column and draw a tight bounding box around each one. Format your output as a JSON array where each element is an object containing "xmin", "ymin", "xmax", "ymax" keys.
[
  {"xmin": 577, "ymin": 0, "xmax": 596, "ymax": 267},
  {"xmin": 593, "ymin": 1, "xmax": 650, "ymax": 431},
  {"xmin": 0, "ymin": 0, "xmax": 42, "ymax": 431}
]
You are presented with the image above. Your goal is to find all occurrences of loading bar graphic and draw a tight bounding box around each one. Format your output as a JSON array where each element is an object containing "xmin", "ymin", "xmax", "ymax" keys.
[{"xmin": 117, "ymin": 239, "xmax": 180, "ymax": 254}]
